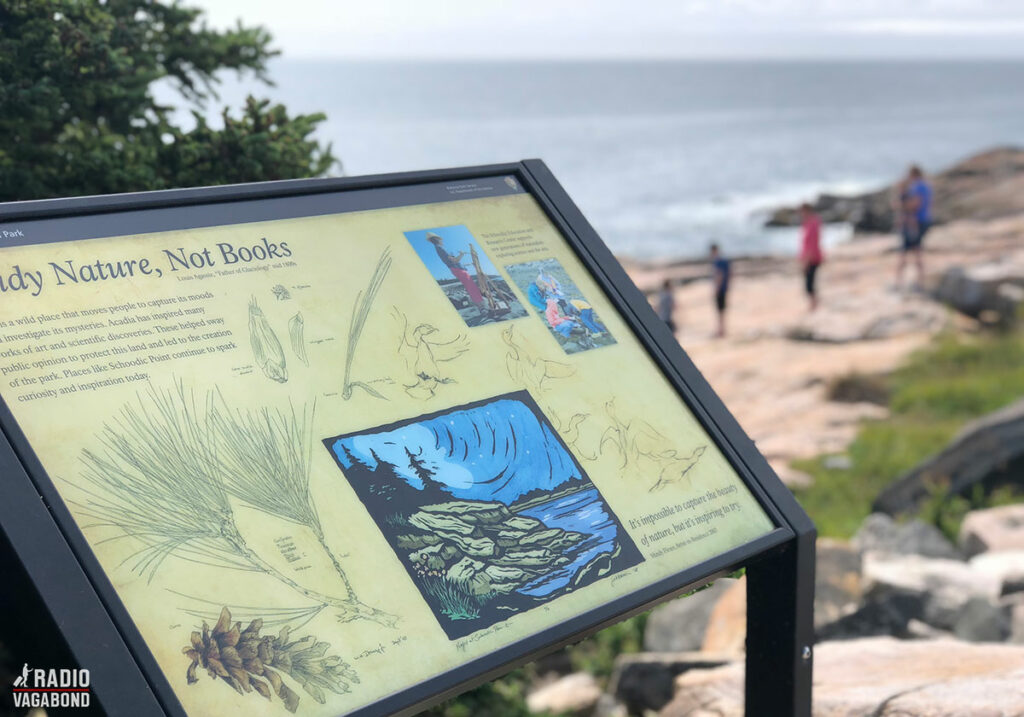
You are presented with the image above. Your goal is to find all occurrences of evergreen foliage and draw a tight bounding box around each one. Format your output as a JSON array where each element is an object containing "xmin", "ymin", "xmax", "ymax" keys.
[{"xmin": 0, "ymin": 0, "xmax": 336, "ymax": 201}]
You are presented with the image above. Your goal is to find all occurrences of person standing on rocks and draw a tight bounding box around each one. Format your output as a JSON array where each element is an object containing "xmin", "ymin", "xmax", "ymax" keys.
[
  {"xmin": 427, "ymin": 232, "xmax": 486, "ymax": 316},
  {"xmin": 710, "ymin": 243, "xmax": 730, "ymax": 338},
  {"xmin": 896, "ymin": 165, "xmax": 932, "ymax": 289},
  {"xmin": 656, "ymin": 278, "xmax": 677, "ymax": 334},
  {"xmin": 800, "ymin": 202, "xmax": 824, "ymax": 311}
]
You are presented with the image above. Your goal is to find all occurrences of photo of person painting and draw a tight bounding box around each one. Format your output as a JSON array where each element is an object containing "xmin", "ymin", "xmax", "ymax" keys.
[
  {"xmin": 404, "ymin": 225, "xmax": 528, "ymax": 327},
  {"xmin": 507, "ymin": 257, "xmax": 615, "ymax": 354}
]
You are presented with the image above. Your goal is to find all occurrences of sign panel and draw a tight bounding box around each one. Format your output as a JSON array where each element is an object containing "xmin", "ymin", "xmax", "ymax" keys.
[{"xmin": 0, "ymin": 170, "xmax": 775, "ymax": 716}]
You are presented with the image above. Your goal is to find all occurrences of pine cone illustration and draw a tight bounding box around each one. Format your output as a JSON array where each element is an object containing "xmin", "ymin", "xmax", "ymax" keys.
[{"xmin": 183, "ymin": 607, "xmax": 358, "ymax": 713}]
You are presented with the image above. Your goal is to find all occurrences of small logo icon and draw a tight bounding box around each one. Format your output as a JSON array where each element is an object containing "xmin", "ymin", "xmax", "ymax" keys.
[
  {"xmin": 504, "ymin": 176, "xmax": 518, "ymax": 190},
  {"xmin": 11, "ymin": 663, "xmax": 91, "ymax": 709}
]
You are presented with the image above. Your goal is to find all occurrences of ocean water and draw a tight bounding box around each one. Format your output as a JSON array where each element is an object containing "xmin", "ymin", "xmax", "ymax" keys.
[
  {"xmin": 517, "ymin": 487, "xmax": 618, "ymax": 597},
  {"xmin": 197, "ymin": 60, "xmax": 1024, "ymax": 259}
]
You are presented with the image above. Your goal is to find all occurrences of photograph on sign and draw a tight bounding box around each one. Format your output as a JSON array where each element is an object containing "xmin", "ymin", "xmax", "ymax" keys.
[
  {"xmin": 404, "ymin": 224, "xmax": 528, "ymax": 328},
  {"xmin": 0, "ymin": 178, "xmax": 774, "ymax": 716},
  {"xmin": 505, "ymin": 257, "xmax": 616, "ymax": 354}
]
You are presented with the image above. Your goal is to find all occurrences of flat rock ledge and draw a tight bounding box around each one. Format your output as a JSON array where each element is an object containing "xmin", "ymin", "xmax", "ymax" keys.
[{"xmin": 660, "ymin": 637, "xmax": 1024, "ymax": 717}]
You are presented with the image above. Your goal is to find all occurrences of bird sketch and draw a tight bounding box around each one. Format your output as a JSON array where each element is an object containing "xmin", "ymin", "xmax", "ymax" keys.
[
  {"xmin": 547, "ymin": 407, "xmax": 596, "ymax": 461},
  {"xmin": 500, "ymin": 325, "xmax": 595, "ymax": 459},
  {"xmin": 598, "ymin": 399, "xmax": 708, "ymax": 492},
  {"xmin": 649, "ymin": 446, "xmax": 708, "ymax": 492},
  {"xmin": 599, "ymin": 398, "xmax": 675, "ymax": 469},
  {"xmin": 501, "ymin": 324, "xmax": 576, "ymax": 392},
  {"xmin": 392, "ymin": 307, "xmax": 470, "ymax": 400}
]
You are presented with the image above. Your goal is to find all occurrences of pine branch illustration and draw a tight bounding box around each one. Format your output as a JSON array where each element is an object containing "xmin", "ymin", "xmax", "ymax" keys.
[{"xmin": 71, "ymin": 381, "xmax": 396, "ymax": 626}]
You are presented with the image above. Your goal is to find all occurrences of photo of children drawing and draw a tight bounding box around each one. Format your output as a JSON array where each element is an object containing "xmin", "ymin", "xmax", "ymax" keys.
[
  {"xmin": 506, "ymin": 258, "xmax": 616, "ymax": 354},
  {"xmin": 404, "ymin": 225, "xmax": 528, "ymax": 328}
]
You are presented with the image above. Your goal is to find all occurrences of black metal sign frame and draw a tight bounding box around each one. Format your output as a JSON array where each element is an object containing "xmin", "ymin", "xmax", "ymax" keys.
[{"xmin": 0, "ymin": 160, "xmax": 814, "ymax": 717}]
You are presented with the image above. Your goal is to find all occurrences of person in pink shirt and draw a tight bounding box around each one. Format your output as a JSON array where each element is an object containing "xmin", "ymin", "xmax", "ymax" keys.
[
  {"xmin": 545, "ymin": 297, "xmax": 581, "ymax": 338},
  {"xmin": 799, "ymin": 202, "xmax": 824, "ymax": 311}
]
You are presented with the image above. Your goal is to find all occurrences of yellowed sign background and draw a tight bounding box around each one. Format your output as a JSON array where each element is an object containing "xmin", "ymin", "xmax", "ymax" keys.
[{"xmin": 0, "ymin": 192, "xmax": 772, "ymax": 716}]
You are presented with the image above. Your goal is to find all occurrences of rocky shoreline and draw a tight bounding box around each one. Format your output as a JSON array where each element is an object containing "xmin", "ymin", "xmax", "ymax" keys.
[
  {"xmin": 524, "ymin": 506, "xmax": 1024, "ymax": 717},
  {"xmin": 765, "ymin": 146, "xmax": 1024, "ymax": 233},
  {"xmin": 625, "ymin": 210, "xmax": 1024, "ymax": 487},
  {"xmin": 537, "ymin": 147, "xmax": 1024, "ymax": 715}
]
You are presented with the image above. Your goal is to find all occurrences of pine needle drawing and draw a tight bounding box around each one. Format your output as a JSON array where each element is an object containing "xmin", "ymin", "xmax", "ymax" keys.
[
  {"xmin": 172, "ymin": 591, "xmax": 327, "ymax": 632},
  {"xmin": 288, "ymin": 313, "xmax": 309, "ymax": 367},
  {"xmin": 393, "ymin": 306, "xmax": 470, "ymax": 399},
  {"xmin": 71, "ymin": 382, "xmax": 395, "ymax": 626},
  {"xmin": 250, "ymin": 297, "xmax": 288, "ymax": 383},
  {"xmin": 342, "ymin": 247, "xmax": 392, "ymax": 400},
  {"xmin": 183, "ymin": 606, "xmax": 357, "ymax": 713}
]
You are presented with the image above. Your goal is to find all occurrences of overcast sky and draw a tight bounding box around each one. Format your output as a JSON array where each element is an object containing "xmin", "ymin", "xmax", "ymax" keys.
[{"xmin": 193, "ymin": 0, "xmax": 1024, "ymax": 60}]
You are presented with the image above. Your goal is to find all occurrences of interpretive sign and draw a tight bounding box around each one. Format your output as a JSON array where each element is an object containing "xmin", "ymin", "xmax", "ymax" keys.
[{"xmin": 0, "ymin": 162, "xmax": 813, "ymax": 716}]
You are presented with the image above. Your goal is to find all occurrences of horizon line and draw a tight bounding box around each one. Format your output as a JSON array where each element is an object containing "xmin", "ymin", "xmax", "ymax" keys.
[{"xmin": 270, "ymin": 54, "xmax": 1024, "ymax": 63}]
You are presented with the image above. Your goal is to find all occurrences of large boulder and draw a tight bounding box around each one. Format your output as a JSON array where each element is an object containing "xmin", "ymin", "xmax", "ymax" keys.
[
  {"xmin": 816, "ymin": 591, "xmax": 929, "ymax": 642},
  {"xmin": 953, "ymin": 596, "xmax": 1011, "ymax": 643},
  {"xmin": 607, "ymin": 652, "xmax": 733, "ymax": 715},
  {"xmin": 525, "ymin": 672, "xmax": 601, "ymax": 715},
  {"xmin": 813, "ymin": 539, "xmax": 864, "ymax": 632},
  {"xmin": 784, "ymin": 300, "xmax": 946, "ymax": 343},
  {"xmin": 861, "ymin": 553, "xmax": 1001, "ymax": 631},
  {"xmin": 969, "ymin": 550, "xmax": 1024, "ymax": 595},
  {"xmin": 1010, "ymin": 598, "xmax": 1024, "ymax": 644},
  {"xmin": 688, "ymin": 542, "xmax": 865, "ymax": 647},
  {"xmin": 852, "ymin": 513, "xmax": 960, "ymax": 559},
  {"xmin": 960, "ymin": 504, "xmax": 1024, "ymax": 557},
  {"xmin": 660, "ymin": 637, "xmax": 1024, "ymax": 717},
  {"xmin": 643, "ymin": 580, "xmax": 737, "ymax": 653},
  {"xmin": 765, "ymin": 146, "xmax": 1024, "ymax": 233},
  {"xmin": 701, "ymin": 578, "xmax": 747, "ymax": 655},
  {"xmin": 933, "ymin": 263, "xmax": 1024, "ymax": 328},
  {"xmin": 873, "ymin": 399, "xmax": 1024, "ymax": 516}
]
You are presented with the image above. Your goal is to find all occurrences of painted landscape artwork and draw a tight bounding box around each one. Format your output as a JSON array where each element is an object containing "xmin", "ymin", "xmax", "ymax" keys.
[{"xmin": 325, "ymin": 392, "xmax": 643, "ymax": 639}]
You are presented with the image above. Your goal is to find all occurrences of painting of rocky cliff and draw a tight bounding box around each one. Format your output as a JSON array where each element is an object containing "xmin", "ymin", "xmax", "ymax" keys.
[{"xmin": 324, "ymin": 391, "xmax": 643, "ymax": 639}]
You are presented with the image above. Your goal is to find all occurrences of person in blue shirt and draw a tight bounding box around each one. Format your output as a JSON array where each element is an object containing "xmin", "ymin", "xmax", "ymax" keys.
[
  {"xmin": 896, "ymin": 165, "xmax": 932, "ymax": 288},
  {"xmin": 526, "ymin": 281, "xmax": 547, "ymax": 312},
  {"xmin": 710, "ymin": 243, "xmax": 730, "ymax": 338}
]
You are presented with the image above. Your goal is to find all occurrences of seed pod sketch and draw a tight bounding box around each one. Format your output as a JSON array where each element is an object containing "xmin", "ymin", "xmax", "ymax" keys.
[
  {"xmin": 249, "ymin": 297, "xmax": 288, "ymax": 383},
  {"xmin": 288, "ymin": 312, "xmax": 309, "ymax": 367},
  {"xmin": 183, "ymin": 606, "xmax": 358, "ymax": 713}
]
